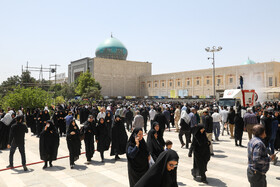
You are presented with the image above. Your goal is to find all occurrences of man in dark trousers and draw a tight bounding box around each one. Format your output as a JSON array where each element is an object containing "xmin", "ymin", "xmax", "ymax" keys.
[
  {"xmin": 125, "ymin": 107, "xmax": 134, "ymax": 132},
  {"xmin": 204, "ymin": 110, "xmax": 214, "ymax": 156},
  {"xmin": 7, "ymin": 115, "xmax": 28, "ymax": 171},
  {"xmin": 140, "ymin": 107, "xmax": 149, "ymax": 133}
]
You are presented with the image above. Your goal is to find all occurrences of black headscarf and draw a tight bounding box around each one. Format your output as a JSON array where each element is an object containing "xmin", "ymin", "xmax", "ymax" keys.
[
  {"xmin": 151, "ymin": 121, "xmax": 160, "ymax": 130},
  {"xmin": 147, "ymin": 129, "xmax": 164, "ymax": 161},
  {"xmin": 135, "ymin": 150, "xmax": 179, "ymax": 187},
  {"xmin": 110, "ymin": 115, "xmax": 128, "ymax": 156},
  {"xmin": 39, "ymin": 120, "xmax": 59, "ymax": 161},
  {"xmin": 127, "ymin": 128, "xmax": 148, "ymax": 155},
  {"xmin": 126, "ymin": 128, "xmax": 149, "ymax": 187}
]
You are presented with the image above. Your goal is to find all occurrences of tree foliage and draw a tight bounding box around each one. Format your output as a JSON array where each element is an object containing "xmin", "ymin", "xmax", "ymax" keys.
[
  {"xmin": 1, "ymin": 86, "xmax": 52, "ymax": 110},
  {"xmin": 55, "ymin": 96, "xmax": 65, "ymax": 104},
  {"xmin": 82, "ymin": 86, "xmax": 102, "ymax": 100},
  {"xmin": 75, "ymin": 71, "xmax": 101, "ymax": 96}
]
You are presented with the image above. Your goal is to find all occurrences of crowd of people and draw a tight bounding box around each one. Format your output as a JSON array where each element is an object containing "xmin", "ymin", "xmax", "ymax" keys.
[{"xmin": 0, "ymin": 100, "xmax": 280, "ymax": 186}]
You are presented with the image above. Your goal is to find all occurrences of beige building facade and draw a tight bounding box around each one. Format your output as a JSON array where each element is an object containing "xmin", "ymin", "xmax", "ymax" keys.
[
  {"xmin": 68, "ymin": 57, "xmax": 151, "ymax": 97},
  {"xmin": 67, "ymin": 36, "xmax": 280, "ymax": 100},
  {"xmin": 140, "ymin": 61, "xmax": 280, "ymax": 100}
]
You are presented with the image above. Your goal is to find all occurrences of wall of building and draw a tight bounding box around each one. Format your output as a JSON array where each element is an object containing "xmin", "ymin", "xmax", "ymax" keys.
[
  {"xmin": 68, "ymin": 58, "xmax": 91, "ymax": 83},
  {"xmin": 93, "ymin": 58, "xmax": 151, "ymax": 97},
  {"xmin": 140, "ymin": 62, "xmax": 280, "ymax": 99}
]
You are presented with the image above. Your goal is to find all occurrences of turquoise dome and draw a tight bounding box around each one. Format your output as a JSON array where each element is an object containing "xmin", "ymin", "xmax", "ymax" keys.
[
  {"xmin": 95, "ymin": 36, "xmax": 128, "ymax": 60},
  {"xmin": 242, "ymin": 58, "xmax": 256, "ymax": 65}
]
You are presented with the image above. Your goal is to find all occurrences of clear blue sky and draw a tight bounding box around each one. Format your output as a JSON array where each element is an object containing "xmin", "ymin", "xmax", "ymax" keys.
[{"xmin": 1, "ymin": 0, "xmax": 280, "ymax": 83}]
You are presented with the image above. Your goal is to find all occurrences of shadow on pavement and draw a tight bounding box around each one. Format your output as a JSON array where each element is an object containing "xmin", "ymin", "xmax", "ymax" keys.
[
  {"xmin": 213, "ymin": 150, "xmax": 225, "ymax": 153},
  {"xmin": 177, "ymin": 181, "xmax": 186, "ymax": 186},
  {"xmin": 92, "ymin": 160, "xmax": 105, "ymax": 166},
  {"xmin": 212, "ymin": 154, "xmax": 228, "ymax": 159},
  {"xmin": 45, "ymin": 166, "xmax": 66, "ymax": 171},
  {"xmin": 11, "ymin": 168, "xmax": 34, "ymax": 174},
  {"xmin": 73, "ymin": 164, "xmax": 87, "ymax": 171},
  {"xmin": 206, "ymin": 177, "xmax": 227, "ymax": 187}
]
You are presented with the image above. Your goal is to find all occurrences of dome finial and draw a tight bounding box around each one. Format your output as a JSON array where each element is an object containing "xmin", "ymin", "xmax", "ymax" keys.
[{"xmin": 111, "ymin": 32, "xmax": 113, "ymax": 38}]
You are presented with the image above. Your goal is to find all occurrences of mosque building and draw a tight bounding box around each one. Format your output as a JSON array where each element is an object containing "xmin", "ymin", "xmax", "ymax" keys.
[{"xmin": 68, "ymin": 36, "xmax": 280, "ymax": 100}]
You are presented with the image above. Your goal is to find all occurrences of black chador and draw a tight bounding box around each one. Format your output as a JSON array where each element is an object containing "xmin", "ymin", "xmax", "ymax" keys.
[
  {"xmin": 147, "ymin": 129, "xmax": 164, "ymax": 162},
  {"xmin": 83, "ymin": 117, "xmax": 96, "ymax": 163},
  {"xmin": 58, "ymin": 111, "xmax": 66, "ymax": 136},
  {"xmin": 96, "ymin": 118, "xmax": 111, "ymax": 162},
  {"xmin": 66, "ymin": 120, "xmax": 81, "ymax": 169},
  {"xmin": 188, "ymin": 124, "xmax": 211, "ymax": 184},
  {"xmin": 110, "ymin": 116, "xmax": 128, "ymax": 160},
  {"xmin": 126, "ymin": 128, "xmax": 149, "ymax": 187},
  {"xmin": 36, "ymin": 110, "xmax": 44, "ymax": 137},
  {"xmin": 234, "ymin": 110, "xmax": 244, "ymax": 146},
  {"xmin": 135, "ymin": 150, "xmax": 179, "ymax": 187},
  {"xmin": 39, "ymin": 121, "xmax": 59, "ymax": 169}
]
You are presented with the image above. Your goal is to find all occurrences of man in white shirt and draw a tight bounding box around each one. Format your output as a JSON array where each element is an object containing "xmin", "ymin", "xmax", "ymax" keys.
[
  {"xmin": 97, "ymin": 107, "xmax": 106, "ymax": 121},
  {"xmin": 149, "ymin": 106, "xmax": 157, "ymax": 127},
  {"xmin": 132, "ymin": 110, "xmax": 144, "ymax": 130},
  {"xmin": 212, "ymin": 108, "xmax": 222, "ymax": 141},
  {"xmin": 219, "ymin": 106, "xmax": 229, "ymax": 136}
]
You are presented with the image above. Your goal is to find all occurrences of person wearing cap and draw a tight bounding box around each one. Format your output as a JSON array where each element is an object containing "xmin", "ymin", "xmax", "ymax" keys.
[{"xmin": 244, "ymin": 108, "xmax": 258, "ymax": 140}]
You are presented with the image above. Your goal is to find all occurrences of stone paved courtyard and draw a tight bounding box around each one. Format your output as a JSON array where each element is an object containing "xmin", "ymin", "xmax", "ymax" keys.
[{"xmin": 0, "ymin": 122, "xmax": 279, "ymax": 187}]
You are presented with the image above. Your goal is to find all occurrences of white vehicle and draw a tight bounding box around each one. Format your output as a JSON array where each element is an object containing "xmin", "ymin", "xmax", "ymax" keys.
[{"xmin": 218, "ymin": 89, "xmax": 257, "ymax": 107}]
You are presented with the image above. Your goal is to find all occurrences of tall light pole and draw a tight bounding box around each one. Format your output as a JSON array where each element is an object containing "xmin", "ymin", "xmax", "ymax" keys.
[{"xmin": 205, "ymin": 46, "xmax": 222, "ymax": 100}]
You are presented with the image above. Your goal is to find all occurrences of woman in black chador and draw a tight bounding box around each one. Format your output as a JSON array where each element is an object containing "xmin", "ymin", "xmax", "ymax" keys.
[
  {"xmin": 58, "ymin": 110, "xmax": 66, "ymax": 137},
  {"xmin": 26, "ymin": 109, "xmax": 36, "ymax": 136},
  {"xmin": 42, "ymin": 109, "xmax": 50, "ymax": 129},
  {"xmin": 110, "ymin": 115, "xmax": 128, "ymax": 160},
  {"xmin": 126, "ymin": 128, "xmax": 149, "ymax": 187},
  {"xmin": 188, "ymin": 124, "xmax": 211, "ymax": 184},
  {"xmin": 147, "ymin": 129, "xmax": 164, "ymax": 162},
  {"xmin": 105, "ymin": 111, "xmax": 113, "ymax": 138},
  {"xmin": 39, "ymin": 120, "xmax": 59, "ymax": 169},
  {"xmin": 150, "ymin": 122, "xmax": 165, "ymax": 148},
  {"xmin": 135, "ymin": 150, "xmax": 179, "ymax": 187},
  {"xmin": 66, "ymin": 120, "xmax": 81, "ymax": 169},
  {"xmin": 96, "ymin": 118, "xmax": 111, "ymax": 162},
  {"xmin": 36, "ymin": 110, "xmax": 44, "ymax": 137},
  {"xmin": 234, "ymin": 106, "xmax": 244, "ymax": 147}
]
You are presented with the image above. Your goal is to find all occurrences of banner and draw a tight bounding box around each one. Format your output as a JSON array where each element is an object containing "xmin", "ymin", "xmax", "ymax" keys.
[{"xmin": 170, "ymin": 90, "xmax": 176, "ymax": 98}]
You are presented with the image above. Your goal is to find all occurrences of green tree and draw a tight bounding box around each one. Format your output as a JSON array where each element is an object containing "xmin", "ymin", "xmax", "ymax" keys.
[
  {"xmin": 50, "ymin": 84, "xmax": 62, "ymax": 98},
  {"xmin": 1, "ymin": 86, "xmax": 52, "ymax": 110},
  {"xmin": 82, "ymin": 86, "xmax": 102, "ymax": 100},
  {"xmin": 55, "ymin": 96, "xmax": 65, "ymax": 104},
  {"xmin": 60, "ymin": 83, "xmax": 76, "ymax": 100},
  {"xmin": 21, "ymin": 71, "xmax": 36, "ymax": 88},
  {"xmin": 75, "ymin": 71, "xmax": 101, "ymax": 96}
]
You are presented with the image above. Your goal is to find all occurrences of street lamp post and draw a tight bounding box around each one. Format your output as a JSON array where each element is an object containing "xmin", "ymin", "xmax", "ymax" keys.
[{"xmin": 205, "ymin": 46, "xmax": 222, "ymax": 100}]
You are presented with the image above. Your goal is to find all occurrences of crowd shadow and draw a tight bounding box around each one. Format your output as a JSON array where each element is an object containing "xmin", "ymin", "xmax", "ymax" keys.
[
  {"xmin": 11, "ymin": 168, "xmax": 34, "ymax": 174},
  {"xmin": 92, "ymin": 160, "xmax": 105, "ymax": 166},
  {"xmin": 213, "ymin": 150, "xmax": 225, "ymax": 153},
  {"xmin": 193, "ymin": 177, "xmax": 227, "ymax": 187},
  {"xmin": 177, "ymin": 181, "xmax": 186, "ymax": 186},
  {"xmin": 212, "ymin": 154, "xmax": 228, "ymax": 159},
  {"xmin": 73, "ymin": 164, "xmax": 87, "ymax": 171},
  {"xmin": 206, "ymin": 177, "xmax": 227, "ymax": 187},
  {"xmin": 45, "ymin": 166, "xmax": 66, "ymax": 171}
]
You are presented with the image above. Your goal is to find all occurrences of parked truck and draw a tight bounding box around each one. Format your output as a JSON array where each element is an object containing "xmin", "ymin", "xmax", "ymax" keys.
[{"xmin": 218, "ymin": 89, "xmax": 258, "ymax": 108}]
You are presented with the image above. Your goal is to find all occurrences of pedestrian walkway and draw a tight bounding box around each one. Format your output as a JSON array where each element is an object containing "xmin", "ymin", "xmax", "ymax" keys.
[{"xmin": 0, "ymin": 125, "xmax": 279, "ymax": 187}]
